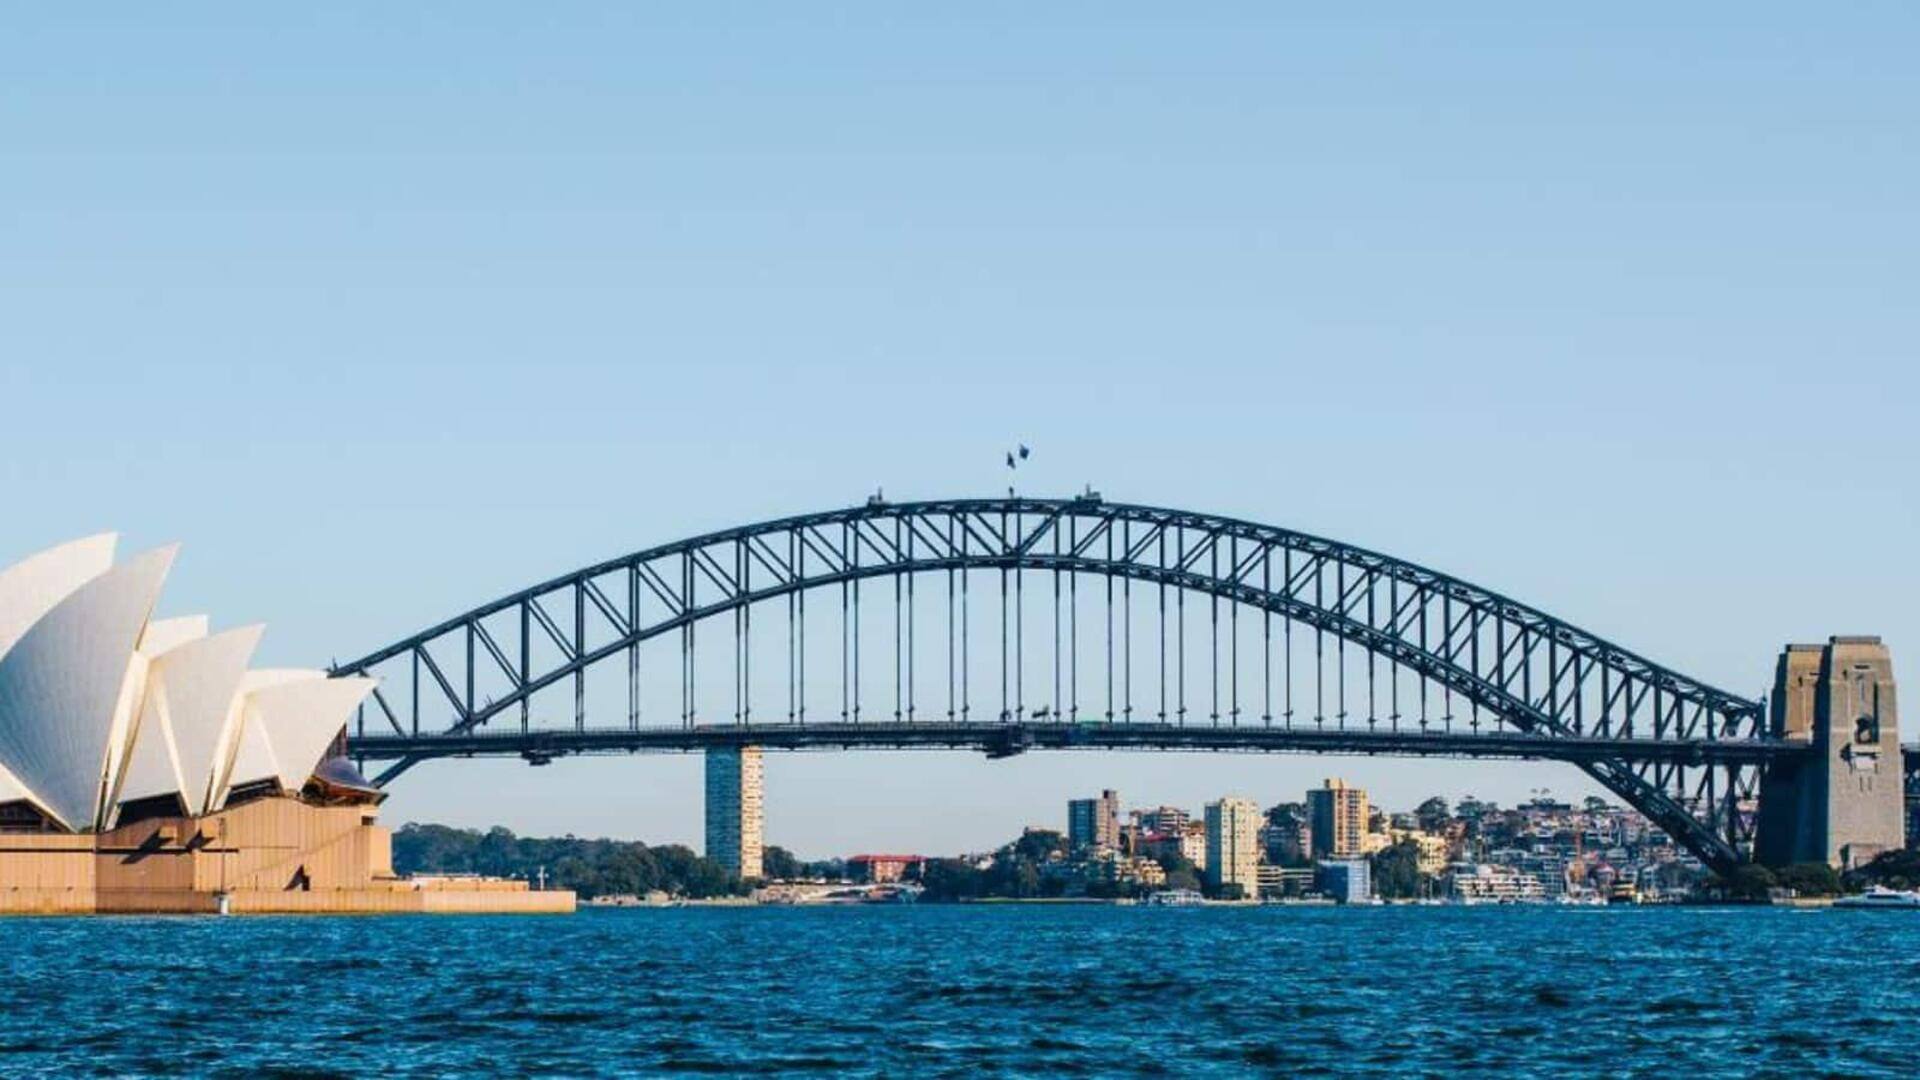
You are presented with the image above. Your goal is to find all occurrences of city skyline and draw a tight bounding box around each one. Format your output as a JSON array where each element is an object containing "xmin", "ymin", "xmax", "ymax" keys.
[
  {"xmin": 780, "ymin": 774, "xmax": 1703, "ymax": 904},
  {"xmin": 6, "ymin": 5, "xmax": 1916, "ymax": 856},
  {"xmin": 3, "ymin": 6, "xmax": 1914, "ymax": 1076}
]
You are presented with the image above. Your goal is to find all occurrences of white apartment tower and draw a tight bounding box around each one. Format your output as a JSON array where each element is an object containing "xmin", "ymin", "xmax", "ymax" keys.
[{"xmin": 1205, "ymin": 796, "xmax": 1261, "ymax": 898}]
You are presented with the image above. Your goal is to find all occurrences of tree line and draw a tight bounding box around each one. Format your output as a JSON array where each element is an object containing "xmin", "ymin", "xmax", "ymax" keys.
[{"xmin": 391, "ymin": 823, "xmax": 825, "ymax": 899}]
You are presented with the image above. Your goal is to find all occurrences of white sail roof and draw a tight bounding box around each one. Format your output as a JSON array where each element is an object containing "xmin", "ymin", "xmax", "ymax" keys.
[
  {"xmin": 215, "ymin": 669, "xmax": 324, "ymax": 806},
  {"xmin": 0, "ymin": 762, "xmax": 49, "ymax": 811},
  {"xmin": 0, "ymin": 546, "xmax": 176, "ymax": 831},
  {"xmin": 99, "ymin": 650, "xmax": 151, "ymax": 827},
  {"xmin": 222, "ymin": 710, "xmax": 280, "ymax": 802},
  {"xmin": 0, "ymin": 533, "xmax": 372, "ymax": 831},
  {"xmin": 139, "ymin": 615, "xmax": 209, "ymax": 657},
  {"xmin": 116, "ymin": 690, "xmax": 185, "ymax": 813},
  {"xmin": 117, "ymin": 624, "xmax": 265, "ymax": 815},
  {"xmin": 218, "ymin": 671, "xmax": 375, "ymax": 805},
  {"xmin": 0, "ymin": 533, "xmax": 116, "ymax": 663},
  {"xmin": 248, "ymin": 676, "xmax": 376, "ymax": 794},
  {"xmin": 99, "ymin": 613, "xmax": 209, "ymax": 822}
]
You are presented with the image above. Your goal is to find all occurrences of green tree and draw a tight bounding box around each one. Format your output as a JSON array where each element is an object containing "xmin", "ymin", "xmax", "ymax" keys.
[
  {"xmin": 762, "ymin": 845, "xmax": 805, "ymax": 881},
  {"xmin": 803, "ymin": 857, "xmax": 847, "ymax": 881},
  {"xmin": 990, "ymin": 858, "xmax": 1042, "ymax": 898},
  {"xmin": 391, "ymin": 823, "xmax": 747, "ymax": 899},
  {"xmin": 1774, "ymin": 862, "xmax": 1841, "ymax": 897},
  {"xmin": 1084, "ymin": 878, "xmax": 1139, "ymax": 900},
  {"xmin": 1157, "ymin": 853, "xmax": 1202, "ymax": 892},
  {"xmin": 1847, "ymin": 849, "xmax": 1920, "ymax": 891},
  {"xmin": 1722, "ymin": 863, "xmax": 1777, "ymax": 902},
  {"xmin": 919, "ymin": 858, "xmax": 985, "ymax": 901},
  {"xmin": 1414, "ymin": 797, "xmax": 1451, "ymax": 833},
  {"xmin": 1370, "ymin": 839, "xmax": 1422, "ymax": 899},
  {"xmin": 1011, "ymin": 829, "xmax": 1066, "ymax": 863},
  {"xmin": 473, "ymin": 826, "xmax": 520, "ymax": 877},
  {"xmin": 1265, "ymin": 801, "xmax": 1306, "ymax": 827}
]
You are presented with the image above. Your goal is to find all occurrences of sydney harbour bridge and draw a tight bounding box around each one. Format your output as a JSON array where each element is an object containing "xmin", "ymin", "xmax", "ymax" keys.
[{"xmin": 332, "ymin": 495, "xmax": 1906, "ymax": 877}]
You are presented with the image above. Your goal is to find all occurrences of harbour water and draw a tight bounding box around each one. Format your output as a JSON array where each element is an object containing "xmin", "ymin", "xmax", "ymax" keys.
[{"xmin": 2, "ymin": 906, "xmax": 1913, "ymax": 1077}]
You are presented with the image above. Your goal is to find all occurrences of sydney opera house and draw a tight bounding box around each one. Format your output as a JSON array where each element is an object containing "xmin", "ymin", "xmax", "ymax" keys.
[{"xmin": 0, "ymin": 534, "xmax": 570, "ymax": 914}]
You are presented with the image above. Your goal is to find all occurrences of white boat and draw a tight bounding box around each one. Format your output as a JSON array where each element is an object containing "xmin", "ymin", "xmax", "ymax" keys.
[
  {"xmin": 1146, "ymin": 888, "xmax": 1205, "ymax": 906},
  {"xmin": 1834, "ymin": 886, "xmax": 1920, "ymax": 909}
]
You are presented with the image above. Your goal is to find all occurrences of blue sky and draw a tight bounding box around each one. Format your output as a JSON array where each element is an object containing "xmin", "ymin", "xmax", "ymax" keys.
[{"xmin": 4, "ymin": 6, "xmax": 1916, "ymax": 856}]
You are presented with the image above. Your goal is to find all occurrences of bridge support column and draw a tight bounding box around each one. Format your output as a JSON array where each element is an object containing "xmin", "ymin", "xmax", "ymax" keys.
[
  {"xmin": 1756, "ymin": 637, "xmax": 1903, "ymax": 869},
  {"xmin": 704, "ymin": 746, "xmax": 763, "ymax": 881}
]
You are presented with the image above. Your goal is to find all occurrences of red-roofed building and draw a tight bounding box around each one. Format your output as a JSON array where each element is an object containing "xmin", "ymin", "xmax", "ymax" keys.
[{"xmin": 846, "ymin": 854, "xmax": 926, "ymax": 884}]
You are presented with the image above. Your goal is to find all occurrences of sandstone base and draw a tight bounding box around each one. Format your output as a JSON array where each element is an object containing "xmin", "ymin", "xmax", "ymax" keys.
[{"xmin": 0, "ymin": 796, "xmax": 574, "ymax": 915}]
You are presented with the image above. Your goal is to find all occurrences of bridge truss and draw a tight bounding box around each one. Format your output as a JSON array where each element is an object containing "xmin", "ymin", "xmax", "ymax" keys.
[{"xmin": 335, "ymin": 496, "xmax": 1793, "ymax": 873}]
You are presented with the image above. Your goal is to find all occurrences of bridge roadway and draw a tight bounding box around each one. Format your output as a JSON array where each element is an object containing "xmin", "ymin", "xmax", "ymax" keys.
[{"xmin": 347, "ymin": 722, "xmax": 1810, "ymax": 768}]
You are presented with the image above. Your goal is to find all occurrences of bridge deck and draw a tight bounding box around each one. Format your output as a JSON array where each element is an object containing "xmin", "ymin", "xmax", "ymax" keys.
[{"xmin": 349, "ymin": 723, "xmax": 1808, "ymax": 766}]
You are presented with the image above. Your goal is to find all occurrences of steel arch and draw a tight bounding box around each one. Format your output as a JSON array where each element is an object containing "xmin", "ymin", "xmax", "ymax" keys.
[{"xmin": 334, "ymin": 496, "xmax": 1771, "ymax": 871}]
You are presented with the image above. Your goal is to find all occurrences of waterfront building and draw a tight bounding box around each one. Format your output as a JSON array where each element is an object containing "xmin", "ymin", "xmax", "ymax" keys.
[
  {"xmin": 1587, "ymin": 862, "xmax": 1621, "ymax": 895},
  {"xmin": 1181, "ymin": 821, "xmax": 1209, "ymax": 871},
  {"xmin": 1091, "ymin": 851, "xmax": 1166, "ymax": 889},
  {"xmin": 0, "ymin": 533, "xmax": 570, "ymax": 914},
  {"xmin": 1068, "ymin": 789, "xmax": 1121, "ymax": 852},
  {"xmin": 1136, "ymin": 805, "xmax": 1191, "ymax": 835},
  {"xmin": 705, "ymin": 746, "xmax": 764, "ymax": 879},
  {"xmin": 1256, "ymin": 864, "xmax": 1316, "ymax": 899},
  {"xmin": 1387, "ymin": 829, "xmax": 1452, "ymax": 876},
  {"xmin": 1452, "ymin": 864, "xmax": 1547, "ymax": 903},
  {"xmin": 1136, "ymin": 830, "xmax": 1179, "ymax": 865},
  {"xmin": 1511, "ymin": 853, "xmax": 1571, "ymax": 898},
  {"xmin": 1634, "ymin": 857, "xmax": 1700, "ymax": 899},
  {"xmin": 1316, "ymin": 859, "xmax": 1371, "ymax": 904},
  {"xmin": 1205, "ymin": 797, "xmax": 1261, "ymax": 897},
  {"xmin": 1141, "ymin": 823, "xmax": 1209, "ymax": 870},
  {"xmin": 847, "ymin": 854, "xmax": 925, "ymax": 883},
  {"xmin": 1308, "ymin": 778, "xmax": 1369, "ymax": 859}
]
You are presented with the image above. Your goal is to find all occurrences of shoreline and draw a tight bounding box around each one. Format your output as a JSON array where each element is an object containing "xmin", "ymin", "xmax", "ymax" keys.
[{"xmin": 580, "ymin": 895, "xmax": 1833, "ymax": 910}]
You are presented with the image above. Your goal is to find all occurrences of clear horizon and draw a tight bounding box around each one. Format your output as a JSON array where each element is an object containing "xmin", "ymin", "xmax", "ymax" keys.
[{"xmin": 5, "ymin": 5, "xmax": 1915, "ymax": 859}]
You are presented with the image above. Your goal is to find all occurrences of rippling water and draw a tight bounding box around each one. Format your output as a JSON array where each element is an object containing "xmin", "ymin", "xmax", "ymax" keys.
[{"xmin": 2, "ymin": 905, "xmax": 1913, "ymax": 1077}]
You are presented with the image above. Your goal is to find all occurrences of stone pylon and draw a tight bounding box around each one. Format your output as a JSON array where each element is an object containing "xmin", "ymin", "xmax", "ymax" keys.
[{"xmin": 1755, "ymin": 637, "xmax": 1903, "ymax": 869}]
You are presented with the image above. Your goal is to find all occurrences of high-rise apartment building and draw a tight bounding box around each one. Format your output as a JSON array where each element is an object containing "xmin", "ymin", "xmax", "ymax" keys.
[
  {"xmin": 1179, "ymin": 821, "xmax": 1209, "ymax": 871},
  {"xmin": 705, "ymin": 747, "xmax": 764, "ymax": 880},
  {"xmin": 1307, "ymin": 778, "xmax": 1369, "ymax": 860},
  {"xmin": 1204, "ymin": 797, "xmax": 1261, "ymax": 897},
  {"xmin": 1068, "ymin": 789, "xmax": 1121, "ymax": 852},
  {"xmin": 1135, "ymin": 805, "xmax": 1191, "ymax": 835}
]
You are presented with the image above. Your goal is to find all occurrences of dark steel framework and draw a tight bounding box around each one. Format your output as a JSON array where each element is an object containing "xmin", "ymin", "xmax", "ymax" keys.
[{"xmin": 334, "ymin": 496, "xmax": 1790, "ymax": 873}]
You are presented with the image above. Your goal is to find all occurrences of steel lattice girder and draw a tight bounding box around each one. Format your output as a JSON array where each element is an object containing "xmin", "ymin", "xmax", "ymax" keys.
[{"xmin": 334, "ymin": 497, "xmax": 1776, "ymax": 872}]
